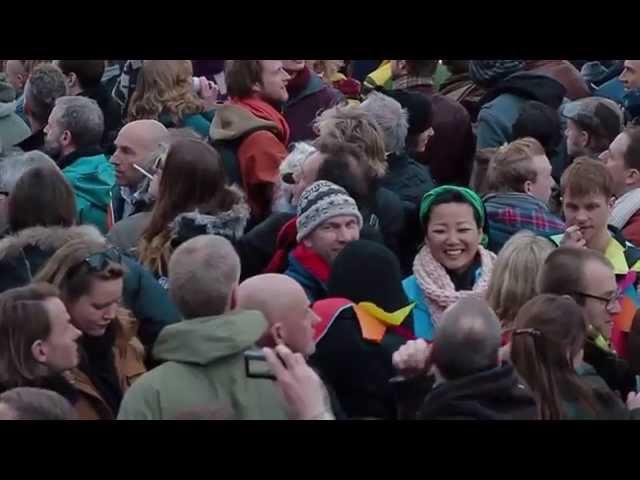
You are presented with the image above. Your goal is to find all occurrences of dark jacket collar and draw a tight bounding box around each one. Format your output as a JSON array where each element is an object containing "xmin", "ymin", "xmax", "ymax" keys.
[
  {"xmin": 57, "ymin": 145, "xmax": 104, "ymax": 170},
  {"xmin": 480, "ymin": 72, "xmax": 566, "ymax": 109},
  {"xmin": 15, "ymin": 127, "xmax": 45, "ymax": 152}
]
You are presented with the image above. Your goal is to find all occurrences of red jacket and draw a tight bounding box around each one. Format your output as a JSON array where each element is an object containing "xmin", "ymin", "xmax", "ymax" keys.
[
  {"xmin": 212, "ymin": 97, "xmax": 290, "ymax": 221},
  {"xmin": 623, "ymin": 209, "xmax": 640, "ymax": 247}
]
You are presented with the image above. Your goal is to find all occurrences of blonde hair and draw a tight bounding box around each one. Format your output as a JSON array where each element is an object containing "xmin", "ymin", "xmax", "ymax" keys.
[
  {"xmin": 487, "ymin": 137, "xmax": 546, "ymax": 193},
  {"xmin": 314, "ymin": 103, "xmax": 387, "ymax": 178},
  {"xmin": 128, "ymin": 60, "xmax": 205, "ymax": 124},
  {"xmin": 306, "ymin": 60, "xmax": 342, "ymax": 83},
  {"xmin": 486, "ymin": 231, "xmax": 554, "ymax": 327}
]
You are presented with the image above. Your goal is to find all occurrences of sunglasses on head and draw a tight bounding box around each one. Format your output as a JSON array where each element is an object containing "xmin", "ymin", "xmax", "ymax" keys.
[{"xmin": 84, "ymin": 247, "xmax": 122, "ymax": 271}]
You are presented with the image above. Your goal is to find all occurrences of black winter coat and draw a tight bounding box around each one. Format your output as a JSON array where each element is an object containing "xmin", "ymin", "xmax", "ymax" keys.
[{"xmin": 417, "ymin": 364, "xmax": 538, "ymax": 420}]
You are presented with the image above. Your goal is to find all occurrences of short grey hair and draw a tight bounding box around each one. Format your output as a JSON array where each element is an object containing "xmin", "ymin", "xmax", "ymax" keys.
[
  {"xmin": 54, "ymin": 96, "xmax": 104, "ymax": 148},
  {"xmin": 24, "ymin": 64, "xmax": 67, "ymax": 126},
  {"xmin": 0, "ymin": 151, "xmax": 57, "ymax": 193},
  {"xmin": 168, "ymin": 235, "xmax": 241, "ymax": 319},
  {"xmin": 361, "ymin": 91, "xmax": 409, "ymax": 154}
]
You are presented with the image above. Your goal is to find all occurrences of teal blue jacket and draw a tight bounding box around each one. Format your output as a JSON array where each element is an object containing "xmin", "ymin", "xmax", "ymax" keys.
[{"xmin": 62, "ymin": 153, "xmax": 115, "ymax": 234}]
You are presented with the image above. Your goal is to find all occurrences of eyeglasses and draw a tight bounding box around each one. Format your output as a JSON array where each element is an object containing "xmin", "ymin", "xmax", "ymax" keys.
[
  {"xmin": 84, "ymin": 247, "xmax": 122, "ymax": 271},
  {"xmin": 571, "ymin": 290, "xmax": 622, "ymax": 313}
]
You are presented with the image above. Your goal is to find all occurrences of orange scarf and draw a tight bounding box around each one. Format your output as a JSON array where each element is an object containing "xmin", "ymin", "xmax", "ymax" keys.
[{"xmin": 229, "ymin": 96, "xmax": 290, "ymax": 145}]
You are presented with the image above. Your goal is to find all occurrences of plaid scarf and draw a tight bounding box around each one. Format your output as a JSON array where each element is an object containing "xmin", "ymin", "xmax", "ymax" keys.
[{"xmin": 391, "ymin": 75, "xmax": 434, "ymax": 91}]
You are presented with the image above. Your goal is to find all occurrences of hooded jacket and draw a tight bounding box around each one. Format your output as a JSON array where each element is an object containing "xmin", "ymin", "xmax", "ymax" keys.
[
  {"xmin": 60, "ymin": 148, "xmax": 116, "ymax": 234},
  {"xmin": 418, "ymin": 364, "xmax": 538, "ymax": 420},
  {"xmin": 117, "ymin": 310, "xmax": 289, "ymax": 420},
  {"xmin": 0, "ymin": 100, "xmax": 30, "ymax": 148},
  {"xmin": 525, "ymin": 60, "xmax": 590, "ymax": 101},
  {"xmin": 0, "ymin": 224, "xmax": 181, "ymax": 348},
  {"xmin": 484, "ymin": 191, "xmax": 565, "ymax": 253},
  {"xmin": 476, "ymin": 73, "xmax": 567, "ymax": 149},
  {"xmin": 210, "ymin": 98, "xmax": 289, "ymax": 222}
]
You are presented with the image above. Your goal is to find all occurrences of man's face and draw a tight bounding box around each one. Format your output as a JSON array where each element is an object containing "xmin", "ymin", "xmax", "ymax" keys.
[
  {"xmin": 303, "ymin": 215, "xmax": 360, "ymax": 265},
  {"xmin": 620, "ymin": 60, "xmax": 640, "ymax": 91},
  {"xmin": 580, "ymin": 259, "xmax": 621, "ymax": 340},
  {"xmin": 67, "ymin": 278, "xmax": 123, "ymax": 337},
  {"xmin": 111, "ymin": 126, "xmax": 155, "ymax": 187},
  {"xmin": 562, "ymin": 190, "xmax": 614, "ymax": 246},
  {"xmin": 292, "ymin": 152, "xmax": 325, "ymax": 206},
  {"xmin": 414, "ymin": 126, "xmax": 435, "ymax": 153},
  {"xmin": 390, "ymin": 60, "xmax": 407, "ymax": 80},
  {"xmin": 565, "ymin": 119, "xmax": 588, "ymax": 158},
  {"xmin": 601, "ymin": 132, "xmax": 632, "ymax": 197},
  {"xmin": 255, "ymin": 60, "xmax": 290, "ymax": 104},
  {"xmin": 279, "ymin": 287, "xmax": 320, "ymax": 356},
  {"xmin": 5, "ymin": 60, "xmax": 27, "ymax": 93},
  {"xmin": 42, "ymin": 106, "xmax": 66, "ymax": 159},
  {"xmin": 527, "ymin": 154, "xmax": 555, "ymax": 204}
]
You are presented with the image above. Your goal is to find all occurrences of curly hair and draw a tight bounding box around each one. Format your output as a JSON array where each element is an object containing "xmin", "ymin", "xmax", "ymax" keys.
[
  {"xmin": 128, "ymin": 60, "xmax": 205, "ymax": 124},
  {"xmin": 313, "ymin": 103, "xmax": 387, "ymax": 178}
]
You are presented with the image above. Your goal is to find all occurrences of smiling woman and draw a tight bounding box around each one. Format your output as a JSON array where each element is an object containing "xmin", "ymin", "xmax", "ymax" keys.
[
  {"xmin": 34, "ymin": 237, "xmax": 146, "ymax": 420},
  {"xmin": 402, "ymin": 186, "xmax": 497, "ymax": 340}
]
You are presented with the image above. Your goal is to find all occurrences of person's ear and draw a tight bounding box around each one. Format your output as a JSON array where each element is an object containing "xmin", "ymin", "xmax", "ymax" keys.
[
  {"xmin": 626, "ymin": 168, "xmax": 640, "ymax": 186},
  {"xmin": 579, "ymin": 130, "xmax": 590, "ymax": 148},
  {"xmin": 523, "ymin": 180, "xmax": 533, "ymax": 195},
  {"xmin": 398, "ymin": 60, "xmax": 409, "ymax": 76},
  {"xmin": 17, "ymin": 73, "xmax": 28, "ymax": 89},
  {"xmin": 66, "ymin": 72, "xmax": 78, "ymax": 89},
  {"xmin": 608, "ymin": 196, "xmax": 616, "ymax": 212},
  {"xmin": 302, "ymin": 238, "xmax": 312, "ymax": 249},
  {"xmin": 270, "ymin": 323, "xmax": 285, "ymax": 345},
  {"xmin": 31, "ymin": 340, "xmax": 47, "ymax": 364},
  {"xmin": 228, "ymin": 284, "xmax": 239, "ymax": 311},
  {"xmin": 60, "ymin": 129, "xmax": 73, "ymax": 148},
  {"xmin": 251, "ymin": 81, "xmax": 262, "ymax": 95}
]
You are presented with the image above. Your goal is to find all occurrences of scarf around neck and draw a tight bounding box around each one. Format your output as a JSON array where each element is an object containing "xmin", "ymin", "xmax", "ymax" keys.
[
  {"xmin": 412, "ymin": 243, "xmax": 496, "ymax": 327},
  {"xmin": 291, "ymin": 243, "xmax": 331, "ymax": 284}
]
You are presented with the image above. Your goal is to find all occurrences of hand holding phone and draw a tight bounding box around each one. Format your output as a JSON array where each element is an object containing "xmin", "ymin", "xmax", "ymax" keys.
[{"xmin": 262, "ymin": 344, "xmax": 333, "ymax": 420}]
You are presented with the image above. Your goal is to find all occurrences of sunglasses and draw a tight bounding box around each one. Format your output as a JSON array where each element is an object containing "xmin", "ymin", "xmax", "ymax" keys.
[{"xmin": 84, "ymin": 247, "xmax": 122, "ymax": 271}]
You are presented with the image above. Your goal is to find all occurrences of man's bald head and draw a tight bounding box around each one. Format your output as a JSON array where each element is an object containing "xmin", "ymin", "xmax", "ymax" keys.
[
  {"xmin": 168, "ymin": 235, "xmax": 241, "ymax": 319},
  {"xmin": 430, "ymin": 297, "xmax": 501, "ymax": 381},
  {"xmin": 237, "ymin": 274, "xmax": 318, "ymax": 355},
  {"xmin": 112, "ymin": 119, "xmax": 168, "ymax": 187}
]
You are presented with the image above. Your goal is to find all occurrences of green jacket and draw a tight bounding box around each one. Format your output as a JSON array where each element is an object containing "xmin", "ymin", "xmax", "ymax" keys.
[
  {"xmin": 117, "ymin": 310, "xmax": 289, "ymax": 420},
  {"xmin": 62, "ymin": 153, "xmax": 115, "ymax": 234}
]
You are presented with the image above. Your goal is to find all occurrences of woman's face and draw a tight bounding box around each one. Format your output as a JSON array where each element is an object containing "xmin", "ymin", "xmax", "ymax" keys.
[
  {"xmin": 67, "ymin": 278, "xmax": 123, "ymax": 337},
  {"xmin": 425, "ymin": 202, "xmax": 482, "ymax": 274},
  {"xmin": 38, "ymin": 297, "xmax": 82, "ymax": 373}
]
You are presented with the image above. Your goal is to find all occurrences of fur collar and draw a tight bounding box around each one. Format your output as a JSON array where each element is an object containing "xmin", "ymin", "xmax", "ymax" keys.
[{"xmin": 0, "ymin": 225, "xmax": 104, "ymax": 261}]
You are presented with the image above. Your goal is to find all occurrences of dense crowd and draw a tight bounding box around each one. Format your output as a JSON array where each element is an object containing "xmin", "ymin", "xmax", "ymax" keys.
[{"xmin": 0, "ymin": 59, "xmax": 639, "ymax": 420}]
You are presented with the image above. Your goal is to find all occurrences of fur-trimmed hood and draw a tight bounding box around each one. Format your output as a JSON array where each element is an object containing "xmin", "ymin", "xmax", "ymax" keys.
[
  {"xmin": 0, "ymin": 224, "xmax": 104, "ymax": 261},
  {"xmin": 169, "ymin": 197, "xmax": 250, "ymax": 246}
]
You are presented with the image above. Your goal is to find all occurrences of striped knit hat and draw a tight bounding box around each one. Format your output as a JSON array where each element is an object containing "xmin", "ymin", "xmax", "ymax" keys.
[
  {"xmin": 468, "ymin": 60, "xmax": 526, "ymax": 88},
  {"xmin": 296, "ymin": 181, "xmax": 363, "ymax": 242}
]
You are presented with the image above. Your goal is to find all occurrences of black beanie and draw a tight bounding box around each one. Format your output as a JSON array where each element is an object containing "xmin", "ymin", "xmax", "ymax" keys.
[
  {"xmin": 327, "ymin": 240, "xmax": 411, "ymax": 314},
  {"xmin": 381, "ymin": 88, "xmax": 433, "ymax": 135}
]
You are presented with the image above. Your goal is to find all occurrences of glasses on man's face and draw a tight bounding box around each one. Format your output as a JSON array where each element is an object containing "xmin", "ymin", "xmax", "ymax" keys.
[
  {"xmin": 84, "ymin": 247, "xmax": 122, "ymax": 271},
  {"xmin": 572, "ymin": 290, "xmax": 623, "ymax": 313}
]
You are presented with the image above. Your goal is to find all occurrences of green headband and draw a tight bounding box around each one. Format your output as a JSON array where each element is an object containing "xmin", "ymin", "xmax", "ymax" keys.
[{"xmin": 419, "ymin": 186, "xmax": 488, "ymax": 246}]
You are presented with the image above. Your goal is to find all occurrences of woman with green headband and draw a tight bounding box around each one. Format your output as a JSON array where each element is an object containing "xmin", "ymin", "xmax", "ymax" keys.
[{"xmin": 403, "ymin": 186, "xmax": 497, "ymax": 340}]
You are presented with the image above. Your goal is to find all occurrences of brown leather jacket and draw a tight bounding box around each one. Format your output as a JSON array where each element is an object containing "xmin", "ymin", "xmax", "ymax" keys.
[
  {"xmin": 525, "ymin": 60, "xmax": 591, "ymax": 101},
  {"xmin": 66, "ymin": 309, "xmax": 146, "ymax": 420}
]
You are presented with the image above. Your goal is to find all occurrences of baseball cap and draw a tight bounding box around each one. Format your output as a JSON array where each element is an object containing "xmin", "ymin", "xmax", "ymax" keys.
[{"xmin": 561, "ymin": 97, "xmax": 624, "ymax": 143}]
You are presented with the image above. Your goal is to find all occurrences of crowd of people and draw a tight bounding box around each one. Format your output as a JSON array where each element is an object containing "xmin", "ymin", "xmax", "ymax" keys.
[{"xmin": 0, "ymin": 59, "xmax": 640, "ymax": 420}]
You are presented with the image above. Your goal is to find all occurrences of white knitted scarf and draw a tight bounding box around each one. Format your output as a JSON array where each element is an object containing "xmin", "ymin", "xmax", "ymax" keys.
[{"xmin": 413, "ymin": 244, "xmax": 496, "ymax": 327}]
